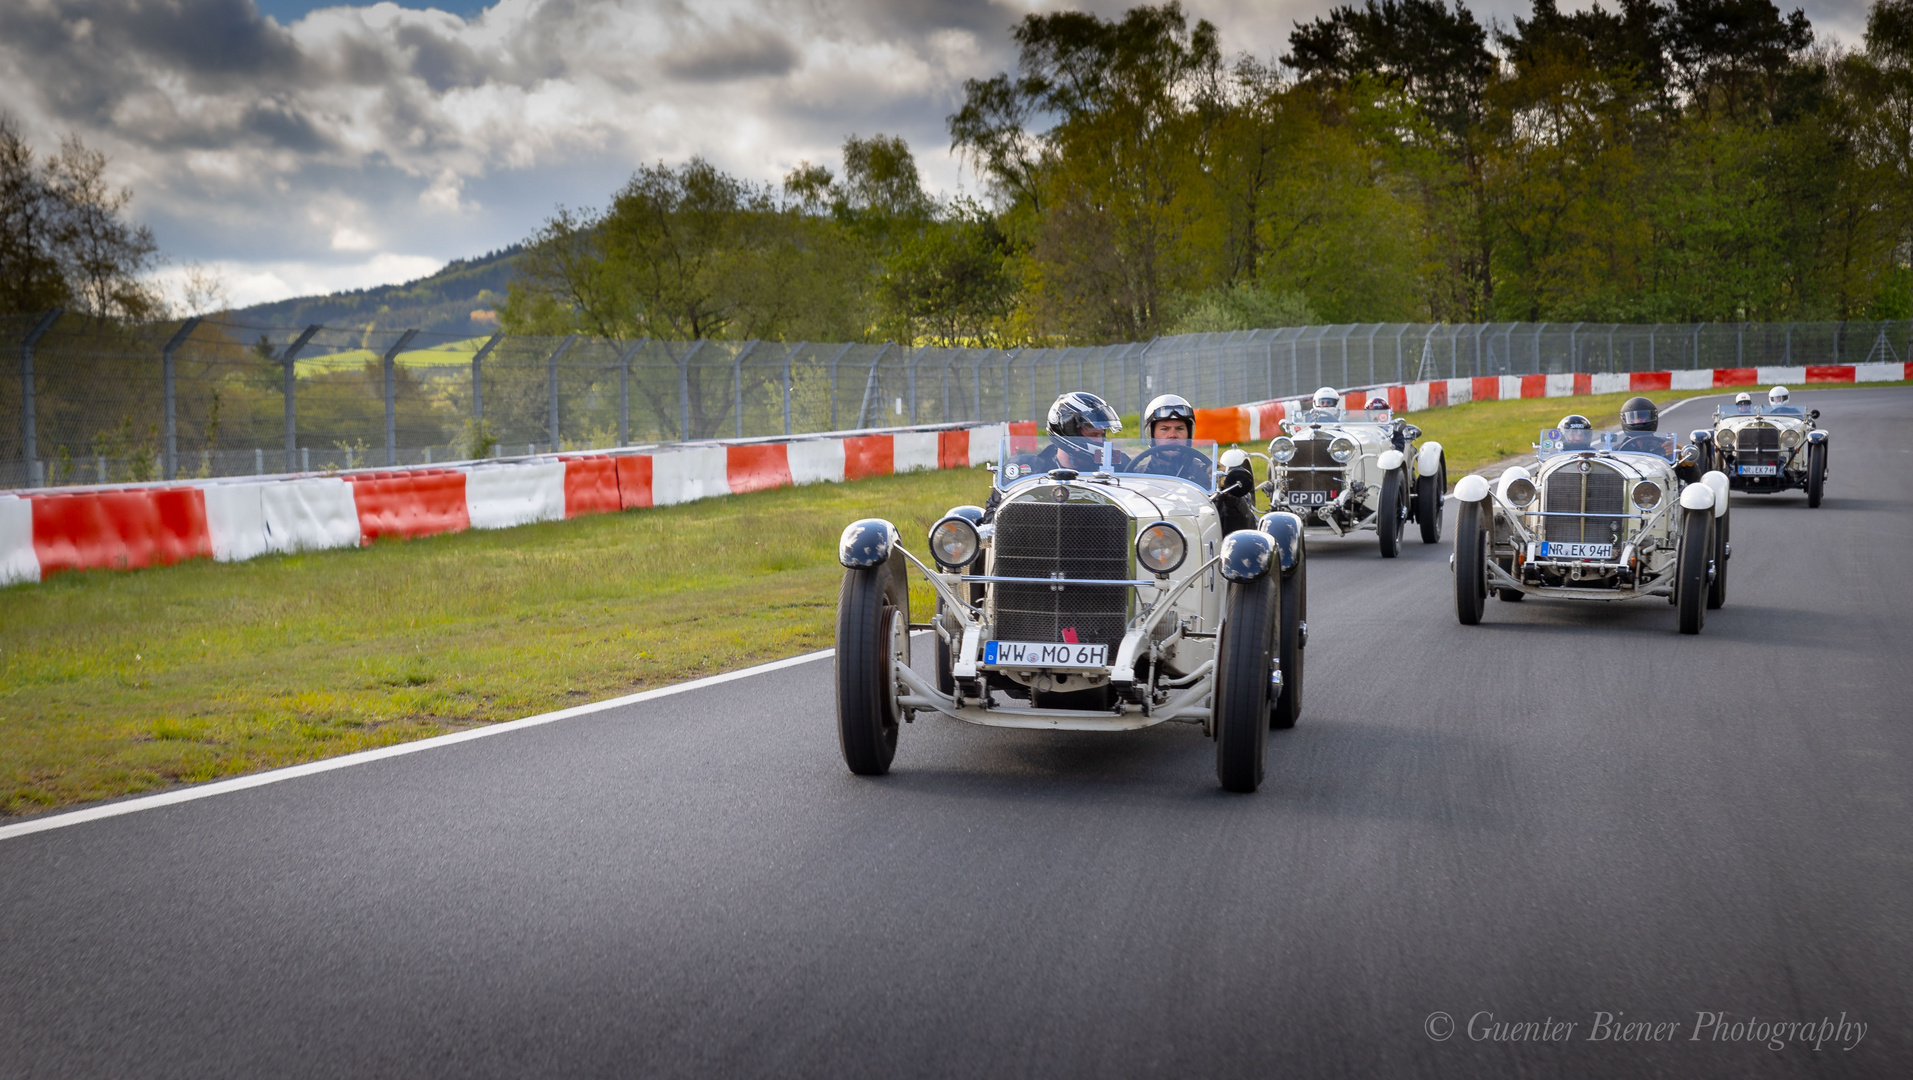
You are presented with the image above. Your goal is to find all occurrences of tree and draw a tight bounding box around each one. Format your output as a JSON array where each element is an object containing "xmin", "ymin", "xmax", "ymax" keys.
[{"xmin": 0, "ymin": 117, "xmax": 159, "ymax": 318}]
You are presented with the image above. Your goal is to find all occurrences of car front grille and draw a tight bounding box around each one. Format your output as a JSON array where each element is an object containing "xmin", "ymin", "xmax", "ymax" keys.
[
  {"xmin": 1734, "ymin": 423, "xmax": 1781, "ymax": 467},
  {"xmin": 990, "ymin": 499, "xmax": 1131, "ymax": 649},
  {"xmin": 1285, "ymin": 437, "xmax": 1344, "ymax": 494},
  {"xmin": 1543, "ymin": 461, "xmax": 1627, "ymax": 544}
]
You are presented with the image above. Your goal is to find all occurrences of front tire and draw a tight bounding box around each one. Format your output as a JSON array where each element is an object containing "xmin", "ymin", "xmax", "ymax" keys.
[
  {"xmin": 1676, "ymin": 508, "xmax": 1712, "ymax": 635},
  {"xmin": 1707, "ymin": 509, "xmax": 1729, "ymax": 610},
  {"xmin": 1271, "ymin": 540, "xmax": 1306, "ymax": 730},
  {"xmin": 1378, "ymin": 469, "xmax": 1404, "ymax": 558},
  {"xmin": 1454, "ymin": 500, "xmax": 1487, "ymax": 625},
  {"xmin": 836, "ymin": 562, "xmax": 908, "ymax": 775},
  {"xmin": 1216, "ymin": 574, "xmax": 1277, "ymax": 793},
  {"xmin": 1806, "ymin": 442, "xmax": 1826, "ymax": 508},
  {"xmin": 1416, "ymin": 469, "xmax": 1444, "ymax": 544}
]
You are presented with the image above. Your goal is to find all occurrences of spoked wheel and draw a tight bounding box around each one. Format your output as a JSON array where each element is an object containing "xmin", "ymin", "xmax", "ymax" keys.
[
  {"xmin": 1676, "ymin": 507, "xmax": 1712, "ymax": 635},
  {"xmin": 1707, "ymin": 509, "xmax": 1729, "ymax": 610},
  {"xmin": 1806, "ymin": 442, "xmax": 1827, "ymax": 508},
  {"xmin": 1416, "ymin": 469, "xmax": 1444, "ymax": 544},
  {"xmin": 1378, "ymin": 469, "xmax": 1405, "ymax": 558},
  {"xmin": 1216, "ymin": 573, "xmax": 1277, "ymax": 793},
  {"xmin": 836, "ymin": 561, "xmax": 909, "ymax": 775},
  {"xmin": 1454, "ymin": 500, "xmax": 1488, "ymax": 625},
  {"xmin": 1271, "ymin": 540, "xmax": 1306, "ymax": 731}
]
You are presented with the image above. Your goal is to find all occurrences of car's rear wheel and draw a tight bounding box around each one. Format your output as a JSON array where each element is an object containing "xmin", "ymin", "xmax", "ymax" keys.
[
  {"xmin": 1378, "ymin": 469, "xmax": 1405, "ymax": 558},
  {"xmin": 1416, "ymin": 469, "xmax": 1444, "ymax": 544},
  {"xmin": 1216, "ymin": 573, "xmax": 1276, "ymax": 793},
  {"xmin": 1806, "ymin": 442, "xmax": 1827, "ymax": 507},
  {"xmin": 1676, "ymin": 507, "xmax": 1711, "ymax": 635},
  {"xmin": 1454, "ymin": 501, "xmax": 1487, "ymax": 625},
  {"xmin": 1707, "ymin": 509, "xmax": 1729, "ymax": 610},
  {"xmin": 836, "ymin": 562, "xmax": 908, "ymax": 775},
  {"xmin": 1271, "ymin": 540, "xmax": 1306, "ymax": 731}
]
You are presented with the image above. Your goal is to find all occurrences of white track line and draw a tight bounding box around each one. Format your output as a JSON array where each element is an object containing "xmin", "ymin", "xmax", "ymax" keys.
[{"xmin": 1, "ymin": 647, "xmax": 839, "ymax": 842}]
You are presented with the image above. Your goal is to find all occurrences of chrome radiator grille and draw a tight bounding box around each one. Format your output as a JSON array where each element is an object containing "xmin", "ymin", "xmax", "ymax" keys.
[
  {"xmin": 990, "ymin": 499, "xmax": 1131, "ymax": 649},
  {"xmin": 1543, "ymin": 462, "xmax": 1627, "ymax": 543},
  {"xmin": 1734, "ymin": 424, "xmax": 1781, "ymax": 467},
  {"xmin": 1284, "ymin": 438, "xmax": 1344, "ymax": 494}
]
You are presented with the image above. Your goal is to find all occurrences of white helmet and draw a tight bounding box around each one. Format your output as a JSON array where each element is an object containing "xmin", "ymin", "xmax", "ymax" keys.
[
  {"xmin": 1735, "ymin": 392, "xmax": 1752, "ymax": 406},
  {"xmin": 1142, "ymin": 394, "xmax": 1195, "ymax": 438},
  {"xmin": 1768, "ymin": 385, "xmax": 1790, "ymax": 406},
  {"xmin": 1311, "ymin": 386, "xmax": 1340, "ymax": 409}
]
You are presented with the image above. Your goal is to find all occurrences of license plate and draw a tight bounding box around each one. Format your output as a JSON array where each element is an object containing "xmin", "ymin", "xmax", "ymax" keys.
[
  {"xmin": 1538, "ymin": 541, "xmax": 1613, "ymax": 560},
  {"xmin": 1287, "ymin": 490, "xmax": 1329, "ymax": 506},
  {"xmin": 983, "ymin": 641, "xmax": 1108, "ymax": 668},
  {"xmin": 1737, "ymin": 465, "xmax": 1779, "ymax": 476}
]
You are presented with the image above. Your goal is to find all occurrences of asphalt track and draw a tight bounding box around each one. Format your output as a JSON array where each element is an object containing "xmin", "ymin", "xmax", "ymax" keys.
[{"xmin": 2, "ymin": 387, "xmax": 1909, "ymax": 1079}]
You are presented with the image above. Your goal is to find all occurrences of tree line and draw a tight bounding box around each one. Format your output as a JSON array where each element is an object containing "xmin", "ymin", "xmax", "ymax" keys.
[{"xmin": 505, "ymin": 0, "xmax": 1913, "ymax": 346}]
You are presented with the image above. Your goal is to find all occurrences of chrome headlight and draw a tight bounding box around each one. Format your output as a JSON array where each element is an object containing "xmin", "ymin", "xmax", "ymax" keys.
[
  {"xmin": 1780, "ymin": 428, "xmax": 1801, "ymax": 449},
  {"xmin": 1269, "ymin": 436, "xmax": 1296, "ymax": 463},
  {"xmin": 1328, "ymin": 436, "xmax": 1357, "ymax": 463},
  {"xmin": 928, "ymin": 516, "xmax": 980, "ymax": 569},
  {"xmin": 1631, "ymin": 481, "xmax": 1662, "ymax": 510},
  {"xmin": 1135, "ymin": 521, "xmax": 1187, "ymax": 574},
  {"xmin": 1719, "ymin": 429, "xmax": 1737, "ymax": 451},
  {"xmin": 1505, "ymin": 477, "xmax": 1536, "ymax": 507}
]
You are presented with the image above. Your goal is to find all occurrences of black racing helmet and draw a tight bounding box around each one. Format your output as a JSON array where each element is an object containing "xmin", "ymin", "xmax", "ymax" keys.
[
  {"xmin": 1047, "ymin": 391, "xmax": 1123, "ymax": 438},
  {"xmin": 1559, "ymin": 414, "xmax": 1592, "ymax": 430},
  {"xmin": 1142, "ymin": 394, "xmax": 1195, "ymax": 438},
  {"xmin": 1620, "ymin": 396, "xmax": 1659, "ymax": 432},
  {"xmin": 1559, "ymin": 413, "xmax": 1594, "ymax": 447}
]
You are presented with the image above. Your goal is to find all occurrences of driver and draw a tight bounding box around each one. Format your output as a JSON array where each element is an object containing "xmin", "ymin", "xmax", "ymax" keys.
[
  {"xmin": 1303, "ymin": 385, "xmax": 1342, "ymax": 423},
  {"xmin": 1615, "ymin": 396, "xmax": 1663, "ymax": 452},
  {"xmin": 1559, "ymin": 413, "xmax": 1596, "ymax": 451},
  {"xmin": 1141, "ymin": 393, "xmax": 1258, "ymax": 534},
  {"xmin": 981, "ymin": 392, "xmax": 1126, "ymax": 523},
  {"xmin": 1766, "ymin": 385, "xmax": 1801, "ymax": 414}
]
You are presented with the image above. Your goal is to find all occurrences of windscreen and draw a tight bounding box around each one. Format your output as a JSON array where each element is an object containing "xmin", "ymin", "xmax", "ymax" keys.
[
  {"xmin": 1538, "ymin": 428, "xmax": 1677, "ymax": 461},
  {"xmin": 996, "ymin": 436, "xmax": 1220, "ymax": 494}
]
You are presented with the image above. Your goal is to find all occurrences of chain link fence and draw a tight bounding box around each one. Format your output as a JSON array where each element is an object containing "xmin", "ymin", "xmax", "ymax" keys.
[{"xmin": 4, "ymin": 313, "xmax": 1907, "ymax": 488}]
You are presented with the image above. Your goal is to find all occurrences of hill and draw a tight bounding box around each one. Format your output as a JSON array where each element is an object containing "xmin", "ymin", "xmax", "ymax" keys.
[{"xmin": 230, "ymin": 245, "xmax": 523, "ymax": 338}]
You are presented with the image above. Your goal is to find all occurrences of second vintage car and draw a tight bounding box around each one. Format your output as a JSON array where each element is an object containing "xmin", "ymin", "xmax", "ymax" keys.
[
  {"xmin": 1265, "ymin": 387, "xmax": 1447, "ymax": 557},
  {"xmin": 834, "ymin": 432, "xmax": 1308, "ymax": 793},
  {"xmin": 1698, "ymin": 386, "xmax": 1830, "ymax": 507}
]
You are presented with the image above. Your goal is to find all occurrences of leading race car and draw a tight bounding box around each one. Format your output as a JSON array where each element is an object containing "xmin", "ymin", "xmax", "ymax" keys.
[
  {"xmin": 1451, "ymin": 409, "xmax": 1733, "ymax": 634},
  {"xmin": 834, "ymin": 434, "xmax": 1308, "ymax": 792},
  {"xmin": 1264, "ymin": 388, "xmax": 1447, "ymax": 557},
  {"xmin": 1698, "ymin": 386, "xmax": 1830, "ymax": 507}
]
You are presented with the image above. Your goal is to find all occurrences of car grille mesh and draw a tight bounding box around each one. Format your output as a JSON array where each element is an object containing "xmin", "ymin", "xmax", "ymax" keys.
[
  {"xmin": 1734, "ymin": 423, "xmax": 1781, "ymax": 467},
  {"xmin": 1543, "ymin": 462, "xmax": 1627, "ymax": 543},
  {"xmin": 991, "ymin": 499, "xmax": 1131, "ymax": 649},
  {"xmin": 1285, "ymin": 437, "xmax": 1343, "ymax": 494}
]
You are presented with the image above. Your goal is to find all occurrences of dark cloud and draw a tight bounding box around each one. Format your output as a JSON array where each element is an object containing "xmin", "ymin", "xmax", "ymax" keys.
[{"xmin": 661, "ymin": 22, "xmax": 804, "ymax": 83}]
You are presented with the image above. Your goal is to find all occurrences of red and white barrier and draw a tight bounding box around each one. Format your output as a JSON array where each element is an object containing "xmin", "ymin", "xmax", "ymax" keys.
[
  {"xmin": 199, "ymin": 482, "xmax": 270, "ymax": 563},
  {"xmin": 467, "ymin": 460, "xmax": 566, "ymax": 530},
  {"xmin": 262, "ymin": 477, "xmax": 361, "ymax": 554},
  {"xmin": 1, "ymin": 494, "xmax": 37, "ymax": 585}
]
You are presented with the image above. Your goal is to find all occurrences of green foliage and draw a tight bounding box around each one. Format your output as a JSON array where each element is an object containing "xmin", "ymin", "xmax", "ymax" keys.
[{"xmin": 1166, "ymin": 283, "xmax": 1319, "ymax": 334}]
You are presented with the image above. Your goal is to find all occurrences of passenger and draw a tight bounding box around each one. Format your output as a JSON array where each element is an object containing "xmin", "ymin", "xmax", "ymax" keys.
[
  {"xmin": 1766, "ymin": 385, "xmax": 1802, "ymax": 414},
  {"xmin": 1733, "ymin": 392, "xmax": 1755, "ymax": 414},
  {"xmin": 981, "ymin": 392, "xmax": 1126, "ymax": 523},
  {"xmin": 1558, "ymin": 414, "xmax": 1596, "ymax": 451},
  {"xmin": 1370, "ymin": 396, "xmax": 1409, "ymax": 451}
]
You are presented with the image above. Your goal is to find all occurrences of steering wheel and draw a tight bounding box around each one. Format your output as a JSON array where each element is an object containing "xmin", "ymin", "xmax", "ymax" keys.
[{"xmin": 1122, "ymin": 443, "xmax": 1213, "ymax": 484}]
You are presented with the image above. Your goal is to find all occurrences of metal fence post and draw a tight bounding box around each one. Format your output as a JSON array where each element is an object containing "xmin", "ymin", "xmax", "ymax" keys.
[
  {"xmin": 615, "ymin": 337, "xmax": 647, "ymax": 446},
  {"xmin": 907, "ymin": 345, "xmax": 924, "ymax": 424},
  {"xmin": 1004, "ymin": 349, "xmax": 1021, "ymax": 421},
  {"xmin": 781, "ymin": 342, "xmax": 803, "ymax": 436},
  {"xmin": 18, "ymin": 308, "xmax": 61, "ymax": 487},
  {"xmin": 280, "ymin": 325, "xmax": 320, "ymax": 473},
  {"xmin": 856, "ymin": 344, "xmax": 889, "ymax": 429},
  {"xmin": 823, "ymin": 342, "xmax": 853, "ymax": 432},
  {"xmin": 160, "ymin": 316, "xmax": 200, "ymax": 481},
  {"xmin": 545, "ymin": 334, "xmax": 577, "ymax": 451},
  {"xmin": 677, "ymin": 339, "xmax": 706, "ymax": 440},
  {"xmin": 382, "ymin": 329, "xmax": 419, "ymax": 467},
  {"xmin": 731, "ymin": 340, "xmax": 760, "ymax": 438},
  {"xmin": 470, "ymin": 332, "xmax": 502, "ymax": 444}
]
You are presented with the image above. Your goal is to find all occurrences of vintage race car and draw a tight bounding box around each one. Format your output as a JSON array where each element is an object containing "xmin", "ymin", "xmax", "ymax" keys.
[
  {"xmin": 1264, "ymin": 400, "xmax": 1447, "ymax": 556},
  {"xmin": 834, "ymin": 435, "xmax": 1308, "ymax": 792},
  {"xmin": 1698, "ymin": 395, "xmax": 1829, "ymax": 507},
  {"xmin": 1451, "ymin": 428, "xmax": 1732, "ymax": 634}
]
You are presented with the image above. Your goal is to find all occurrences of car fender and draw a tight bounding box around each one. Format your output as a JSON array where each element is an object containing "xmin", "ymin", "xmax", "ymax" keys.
[
  {"xmin": 1256, "ymin": 511, "xmax": 1305, "ymax": 577},
  {"xmin": 1219, "ymin": 529, "xmax": 1276, "ymax": 583},
  {"xmin": 1454, "ymin": 474, "xmax": 1491, "ymax": 503},
  {"xmin": 1678, "ymin": 483, "xmax": 1715, "ymax": 513},
  {"xmin": 1378, "ymin": 448, "xmax": 1406, "ymax": 473},
  {"xmin": 1416, "ymin": 442, "xmax": 1444, "ymax": 478},
  {"xmin": 1701, "ymin": 470, "xmax": 1730, "ymax": 518},
  {"xmin": 1807, "ymin": 430, "xmax": 1828, "ymax": 445},
  {"xmin": 839, "ymin": 518, "xmax": 896, "ymax": 568},
  {"xmin": 1495, "ymin": 465, "xmax": 1532, "ymax": 503}
]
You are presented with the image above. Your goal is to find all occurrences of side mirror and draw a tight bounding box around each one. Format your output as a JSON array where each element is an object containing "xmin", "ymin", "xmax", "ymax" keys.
[
  {"xmin": 1219, "ymin": 448, "xmax": 1249, "ymax": 469},
  {"xmin": 1402, "ymin": 424, "xmax": 1422, "ymax": 440}
]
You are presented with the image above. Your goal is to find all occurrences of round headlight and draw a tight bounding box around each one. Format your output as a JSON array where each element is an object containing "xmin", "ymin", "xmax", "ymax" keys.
[
  {"xmin": 1269, "ymin": 436, "xmax": 1296, "ymax": 463},
  {"xmin": 1780, "ymin": 428, "xmax": 1801, "ymax": 448},
  {"xmin": 1631, "ymin": 481, "xmax": 1662, "ymax": 510},
  {"xmin": 1506, "ymin": 477, "xmax": 1536, "ymax": 507},
  {"xmin": 1328, "ymin": 436, "xmax": 1357, "ymax": 464},
  {"xmin": 928, "ymin": 516, "xmax": 980, "ymax": 569},
  {"xmin": 1135, "ymin": 521, "xmax": 1187, "ymax": 574}
]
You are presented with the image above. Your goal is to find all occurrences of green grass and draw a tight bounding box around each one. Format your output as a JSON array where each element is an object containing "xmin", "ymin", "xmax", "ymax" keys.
[
  {"xmin": 0, "ymin": 467, "xmax": 984, "ymax": 816},
  {"xmin": 293, "ymin": 337, "xmax": 489, "ymax": 377}
]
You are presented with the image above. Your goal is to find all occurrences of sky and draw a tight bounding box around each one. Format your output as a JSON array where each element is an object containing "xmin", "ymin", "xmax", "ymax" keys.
[{"xmin": 0, "ymin": 0, "xmax": 1878, "ymax": 310}]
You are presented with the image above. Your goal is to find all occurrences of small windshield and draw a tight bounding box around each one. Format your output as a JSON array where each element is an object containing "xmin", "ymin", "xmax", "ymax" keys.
[
  {"xmin": 1537, "ymin": 428, "xmax": 1677, "ymax": 461},
  {"xmin": 1299, "ymin": 405, "xmax": 1343, "ymax": 424},
  {"xmin": 1337, "ymin": 406, "xmax": 1394, "ymax": 424},
  {"xmin": 995, "ymin": 436, "xmax": 1220, "ymax": 493},
  {"xmin": 1721, "ymin": 402, "xmax": 1803, "ymax": 417}
]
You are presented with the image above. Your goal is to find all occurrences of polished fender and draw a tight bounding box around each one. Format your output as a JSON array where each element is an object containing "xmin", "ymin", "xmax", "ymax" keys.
[
  {"xmin": 943, "ymin": 504, "xmax": 985, "ymax": 523},
  {"xmin": 839, "ymin": 518, "xmax": 896, "ymax": 568},
  {"xmin": 1689, "ymin": 429, "xmax": 1713, "ymax": 445},
  {"xmin": 1416, "ymin": 442, "xmax": 1444, "ymax": 477},
  {"xmin": 1256, "ymin": 511, "xmax": 1305, "ymax": 577},
  {"xmin": 1378, "ymin": 448, "xmax": 1406, "ymax": 473},
  {"xmin": 1219, "ymin": 529, "xmax": 1276, "ymax": 583},
  {"xmin": 1453, "ymin": 474, "xmax": 1491, "ymax": 503},
  {"xmin": 1807, "ymin": 429, "xmax": 1829, "ymax": 444},
  {"xmin": 1495, "ymin": 465, "xmax": 1533, "ymax": 502},
  {"xmin": 1678, "ymin": 483, "xmax": 1716, "ymax": 512},
  {"xmin": 1219, "ymin": 448, "xmax": 1250, "ymax": 469},
  {"xmin": 1701, "ymin": 470, "xmax": 1730, "ymax": 518}
]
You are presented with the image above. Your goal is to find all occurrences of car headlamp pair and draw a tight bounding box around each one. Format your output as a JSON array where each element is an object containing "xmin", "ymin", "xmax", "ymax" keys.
[
  {"xmin": 1135, "ymin": 521, "xmax": 1187, "ymax": 574},
  {"xmin": 929, "ymin": 516, "xmax": 981, "ymax": 569}
]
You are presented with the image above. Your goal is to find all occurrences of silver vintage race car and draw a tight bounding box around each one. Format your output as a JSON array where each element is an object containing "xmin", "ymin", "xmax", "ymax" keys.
[
  {"xmin": 834, "ymin": 434, "xmax": 1307, "ymax": 792},
  {"xmin": 1265, "ymin": 390, "xmax": 1447, "ymax": 557},
  {"xmin": 1697, "ymin": 387, "xmax": 1830, "ymax": 507},
  {"xmin": 1451, "ymin": 425, "xmax": 1732, "ymax": 634}
]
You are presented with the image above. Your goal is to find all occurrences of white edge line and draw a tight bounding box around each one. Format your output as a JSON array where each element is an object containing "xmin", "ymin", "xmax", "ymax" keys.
[{"xmin": 0, "ymin": 646, "xmax": 840, "ymax": 842}]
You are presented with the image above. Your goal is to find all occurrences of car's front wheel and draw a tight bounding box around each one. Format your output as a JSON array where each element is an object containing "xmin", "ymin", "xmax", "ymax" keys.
[
  {"xmin": 1807, "ymin": 442, "xmax": 1827, "ymax": 508},
  {"xmin": 1216, "ymin": 573, "xmax": 1277, "ymax": 793},
  {"xmin": 1378, "ymin": 469, "xmax": 1405, "ymax": 558},
  {"xmin": 836, "ymin": 561, "xmax": 908, "ymax": 775},
  {"xmin": 1454, "ymin": 500, "xmax": 1488, "ymax": 625},
  {"xmin": 1676, "ymin": 507, "xmax": 1712, "ymax": 635},
  {"xmin": 1707, "ymin": 509, "xmax": 1730, "ymax": 610},
  {"xmin": 1271, "ymin": 540, "xmax": 1305, "ymax": 731},
  {"xmin": 1416, "ymin": 469, "xmax": 1444, "ymax": 544}
]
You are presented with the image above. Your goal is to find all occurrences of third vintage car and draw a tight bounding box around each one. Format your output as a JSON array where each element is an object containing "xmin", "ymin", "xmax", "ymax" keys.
[
  {"xmin": 1451, "ymin": 403, "xmax": 1733, "ymax": 634},
  {"xmin": 834, "ymin": 431, "xmax": 1308, "ymax": 793},
  {"xmin": 1265, "ymin": 387, "xmax": 1447, "ymax": 557},
  {"xmin": 1698, "ymin": 386, "xmax": 1830, "ymax": 507}
]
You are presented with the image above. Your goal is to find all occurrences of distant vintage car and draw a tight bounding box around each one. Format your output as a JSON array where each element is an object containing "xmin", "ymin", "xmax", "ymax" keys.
[
  {"xmin": 1451, "ymin": 426, "xmax": 1732, "ymax": 634},
  {"xmin": 834, "ymin": 434, "xmax": 1308, "ymax": 792},
  {"xmin": 1264, "ymin": 391, "xmax": 1447, "ymax": 557},
  {"xmin": 1698, "ymin": 388, "xmax": 1829, "ymax": 507}
]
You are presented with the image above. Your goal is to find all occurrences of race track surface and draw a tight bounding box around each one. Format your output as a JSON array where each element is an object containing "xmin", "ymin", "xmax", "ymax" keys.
[{"xmin": 3, "ymin": 387, "xmax": 1909, "ymax": 1079}]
